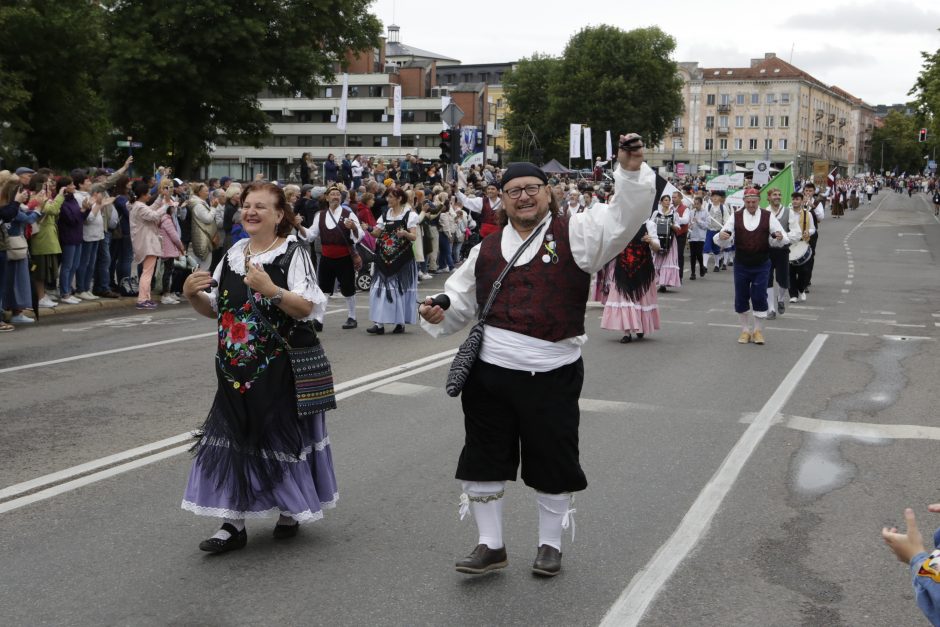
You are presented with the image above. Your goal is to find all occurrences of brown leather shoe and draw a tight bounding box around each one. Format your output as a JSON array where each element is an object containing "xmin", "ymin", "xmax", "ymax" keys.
[
  {"xmin": 455, "ymin": 543, "xmax": 508, "ymax": 574},
  {"xmin": 532, "ymin": 544, "xmax": 562, "ymax": 577}
]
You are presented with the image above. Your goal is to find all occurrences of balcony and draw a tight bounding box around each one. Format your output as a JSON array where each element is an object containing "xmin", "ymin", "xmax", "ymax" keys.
[
  {"xmin": 717, "ymin": 104, "xmax": 732, "ymax": 113},
  {"xmin": 671, "ymin": 126, "xmax": 685, "ymax": 135},
  {"xmin": 838, "ymin": 137, "xmax": 846, "ymax": 147},
  {"xmin": 717, "ymin": 126, "xmax": 730, "ymax": 135},
  {"xmin": 839, "ymin": 117, "xmax": 846, "ymax": 127},
  {"xmin": 828, "ymin": 113, "xmax": 836, "ymax": 124},
  {"xmin": 813, "ymin": 131, "xmax": 823, "ymax": 141},
  {"xmin": 827, "ymin": 134, "xmax": 835, "ymax": 144},
  {"xmin": 815, "ymin": 108, "xmax": 824, "ymax": 119}
]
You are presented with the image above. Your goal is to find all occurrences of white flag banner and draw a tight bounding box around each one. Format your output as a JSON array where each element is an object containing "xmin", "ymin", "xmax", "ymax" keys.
[
  {"xmin": 583, "ymin": 127, "xmax": 592, "ymax": 161},
  {"xmin": 753, "ymin": 160, "xmax": 771, "ymax": 185},
  {"xmin": 336, "ymin": 73, "xmax": 349, "ymax": 131},
  {"xmin": 441, "ymin": 96, "xmax": 451, "ymax": 131},
  {"xmin": 569, "ymin": 124, "xmax": 581, "ymax": 159},
  {"xmin": 392, "ymin": 85, "xmax": 402, "ymax": 137},
  {"xmin": 605, "ymin": 130, "xmax": 613, "ymax": 160}
]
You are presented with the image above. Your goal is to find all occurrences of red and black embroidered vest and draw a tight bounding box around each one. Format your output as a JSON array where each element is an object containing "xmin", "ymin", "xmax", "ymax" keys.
[
  {"xmin": 481, "ymin": 197, "xmax": 500, "ymax": 226},
  {"xmin": 734, "ymin": 209, "xmax": 771, "ymax": 267},
  {"xmin": 475, "ymin": 216, "xmax": 590, "ymax": 343},
  {"xmin": 319, "ymin": 208, "xmax": 352, "ymax": 259}
]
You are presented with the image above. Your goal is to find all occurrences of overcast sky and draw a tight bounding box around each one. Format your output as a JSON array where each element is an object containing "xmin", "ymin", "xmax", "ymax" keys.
[{"xmin": 371, "ymin": 0, "xmax": 940, "ymax": 106}]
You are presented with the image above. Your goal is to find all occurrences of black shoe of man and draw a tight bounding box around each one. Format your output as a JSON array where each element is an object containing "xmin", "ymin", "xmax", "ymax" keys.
[
  {"xmin": 342, "ymin": 318, "xmax": 357, "ymax": 329},
  {"xmin": 455, "ymin": 544, "xmax": 508, "ymax": 575},
  {"xmin": 531, "ymin": 544, "xmax": 562, "ymax": 577}
]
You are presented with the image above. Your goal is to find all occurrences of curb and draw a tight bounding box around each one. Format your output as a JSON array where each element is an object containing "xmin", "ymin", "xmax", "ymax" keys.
[{"xmin": 26, "ymin": 297, "xmax": 145, "ymax": 320}]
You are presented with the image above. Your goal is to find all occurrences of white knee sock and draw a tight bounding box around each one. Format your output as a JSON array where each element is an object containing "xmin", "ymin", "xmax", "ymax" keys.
[
  {"xmin": 767, "ymin": 288, "xmax": 776, "ymax": 313},
  {"xmin": 738, "ymin": 312, "xmax": 751, "ymax": 331},
  {"xmin": 753, "ymin": 316, "xmax": 764, "ymax": 332},
  {"xmin": 212, "ymin": 517, "xmax": 245, "ymax": 540},
  {"xmin": 536, "ymin": 492, "xmax": 575, "ymax": 552},
  {"xmin": 703, "ymin": 253, "xmax": 711, "ymax": 268},
  {"xmin": 460, "ymin": 481, "xmax": 505, "ymax": 549},
  {"xmin": 346, "ymin": 295, "xmax": 356, "ymax": 320}
]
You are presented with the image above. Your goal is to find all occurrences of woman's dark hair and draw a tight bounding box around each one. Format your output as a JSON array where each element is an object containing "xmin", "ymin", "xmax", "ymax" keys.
[
  {"xmin": 660, "ymin": 194, "xmax": 671, "ymax": 201},
  {"xmin": 239, "ymin": 181, "xmax": 296, "ymax": 238},
  {"xmin": 112, "ymin": 175, "xmax": 130, "ymax": 197},
  {"xmin": 56, "ymin": 175, "xmax": 73, "ymax": 194},
  {"xmin": 131, "ymin": 180, "xmax": 151, "ymax": 200},
  {"xmin": 27, "ymin": 173, "xmax": 48, "ymax": 192},
  {"xmin": 386, "ymin": 187, "xmax": 408, "ymax": 204}
]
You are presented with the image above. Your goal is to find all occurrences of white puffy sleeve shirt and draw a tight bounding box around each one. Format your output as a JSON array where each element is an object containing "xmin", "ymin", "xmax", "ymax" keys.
[{"xmin": 420, "ymin": 163, "xmax": 656, "ymax": 372}]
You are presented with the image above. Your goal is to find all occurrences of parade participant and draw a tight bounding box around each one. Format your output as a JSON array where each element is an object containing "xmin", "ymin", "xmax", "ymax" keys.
[
  {"xmin": 801, "ymin": 183, "xmax": 825, "ymax": 293},
  {"xmin": 787, "ymin": 192, "xmax": 815, "ymax": 302},
  {"xmin": 933, "ymin": 187, "xmax": 940, "ymax": 217},
  {"xmin": 599, "ymin": 220, "xmax": 661, "ymax": 343},
  {"xmin": 419, "ymin": 134, "xmax": 654, "ymax": 577},
  {"xmin": 704, "ymin": 190, "xmax": 730, "ymax": 272},
  {"xmin": 181, "ymin": 181, "xmax": 336, "ymax": 553},
  {"xmin": 651, "ymin": 195, "xmax": 681, "ymax": 292},
  {"xmin": 366, "ymin": 187, "xmax": 418, "ymax": 334},
  {"xmin": 687, "ymin": 196, "xmax": 708, "ymax": 280},
  {"xmin": 296, "ymin": 185, "xmax": 361, "ymax": 331},
  {"xmin": 456, "ymin": 182, "xmax": 502, "ymax": 238},
  {"xmin": 765, "ymin": 188, "xmax": 802, "ymax": 319},
  {"xmin": 716, "ymin": 188, "xmax": 786, "ymax": 345},
  {"xmin": 671, "ymin": 190, "xmax": 691, "ymax": 281},
  {"xmin": 565, "ymin": 190, "xmax": 585, "ymax": 215}
]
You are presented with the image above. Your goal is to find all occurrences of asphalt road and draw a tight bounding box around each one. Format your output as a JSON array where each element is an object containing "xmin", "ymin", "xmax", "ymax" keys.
[{"xmin": 1, "ymin": 189, "xmax": 938, "ymax": 626}]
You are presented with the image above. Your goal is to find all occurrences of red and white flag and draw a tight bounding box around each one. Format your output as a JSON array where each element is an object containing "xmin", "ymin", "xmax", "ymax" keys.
[{"xmin": 826, "ymin": 167, "xmax": 838, "ymax": 196}]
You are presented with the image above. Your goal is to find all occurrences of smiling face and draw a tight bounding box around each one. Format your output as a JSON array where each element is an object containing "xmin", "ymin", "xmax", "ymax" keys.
[
  {"xmin": 240, "ymin": 189, "xmax": 283, "ymax": 238},
  {"xmin": 502, "ymin": 176, "xmax": 550, "ymax": 232}
]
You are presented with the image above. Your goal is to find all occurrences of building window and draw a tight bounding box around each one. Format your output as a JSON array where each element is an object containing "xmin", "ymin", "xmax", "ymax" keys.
[
  {"xmin": 779, "ymin": 138, "xmax": 788, "ymax": 150},
  {"xmin": 270, "ymin": 136, "xmax": 286, "ymax": 147},
  {"xmin": 751, "ymin": 93, "xmax": 759, "ymax": 104},
  {"xmin": 749, "ymin": 139, "xmax": 758, "ymax": 150},
  {"xmin": 672, "ymin": 138, "xmax": 683, "ymax": 149},
  {"xmin": 719, "ymin": 115, "xmax": 729, "ymax": 127},
  {"xmin": 736, "ymin": 93, "xmax": 745, "ymax": 105},
  {"xmin": 349, "ymin": 86, "xmax": 359, "ymax": 97},
  {"xmin": 401, "ymin": 137, "xmax": 416, "ymax": 147},
  {"xmin": 705, "ymin": 115, "xmax": 715, "ymax": 129},
  {"xmin": 735, "ymin": 115, "xmax": 744, "ymax": 128},
  {"xmin": 734, "ymin": 138, "xmax": 743, "ymax": 150},
  {"xmin": 720, "ymin": 93, "xmax": 731, "ymax": 105},
  {"xmin": 705, "ymin": 138, "xmax": 714, "ymax": 150},
  {"xmin": 781, "ymin": 93, "xmax": 790, "ymax": 104},
  {"xmin": 706, "ymin": 94, "xmax": 716, "ymax": 105},
  {"xmin": 780, "ymin": 116, "xmax": 790, "ymax": 128},
  {"xmin": 766, "ymin": 93, "xmax": 776, "ymax": 104},
  {"xmin": 673, "ymin": 117, "xmax": 682, "ymax": 130},
  {"xmin": 347, "ymin": 135, "xmax": 363, "ymax": 147},
  {"xmin": 749, "ymin": 115, "xmax": 759, "ymax": 128},
  {"xmin": 401, "ymin": 110, "xmax": 416, "ymax": 122},
  {"xmin": 373, "ymin": 136, "xmax": 384, "ymax": 147},
  {"xmin": 321, "ymin": 136, "xmax": 336, "ymax": 147},
  {"xmin": 298, "ymin": 136, "xmax": 311, "ymax": 147},
  {"xmin": 765, "ymin": 138, "xmax": 773, "ymax": 150},
  {"xmin": 719, "ymin": 138, "xmax": 728, "ymax": 150},
  {"xmin": 368, "ymin": 85, "xmax": 384, "ymax": 97},
  {"xmin": 765, "ymin": 116, "xmax": 774, "ymax": 128}
]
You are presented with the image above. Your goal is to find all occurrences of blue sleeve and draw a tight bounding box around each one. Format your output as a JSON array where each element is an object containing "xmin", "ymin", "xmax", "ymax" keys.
[
  {"xmin": 911, "ymin": 552, "xmax": 940, "ymax": 627},
  {"xmin": 0, "ymin": 200, "xmax": 17, "ymax": 222}
]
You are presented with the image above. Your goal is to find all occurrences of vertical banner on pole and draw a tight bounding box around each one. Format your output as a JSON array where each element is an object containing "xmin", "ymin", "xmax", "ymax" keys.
[
  {"xmin": 392, "ymin": 85, "xmax": 402, "ymax": 137},
  {"xmin": 336, "ymin": 73, "xmax": 349, "ymax": 131},
  {"xmin": 605, "ymin": 130, "xmax": 613, "ymax": 161},
  {"xmin": 569, "ymin": 124, "xmax": 581, "ymax": 159},
  {"xmin": 583, "ymin": 127, "xmax": 593, "ymax": 161},
  {"xmin": 441, "ymin": 96, "xmax": 451, "ymax": 131}
]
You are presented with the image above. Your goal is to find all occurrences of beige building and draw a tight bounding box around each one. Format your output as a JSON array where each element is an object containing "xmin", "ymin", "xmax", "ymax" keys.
[{"xmin": 651, "ymin": 53, "xmax": 876, "ymax": 178}]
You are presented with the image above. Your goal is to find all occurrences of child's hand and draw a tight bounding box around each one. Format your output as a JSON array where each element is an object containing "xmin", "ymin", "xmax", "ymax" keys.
[{"xmin": 883, "ymin": 507, "xmax": 927, "ymax": 564}]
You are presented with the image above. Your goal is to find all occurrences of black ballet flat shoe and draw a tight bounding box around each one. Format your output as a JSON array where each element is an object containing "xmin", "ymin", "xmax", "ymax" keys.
[
  {"xmin": 199, "ymin": 523, "xmax": 247, "ymax": 554},
  {"xmin": 313, "ymin": 320, "xmax": 323, "ymax": 332},
  {"xmin": 657, "ymin": 286, "xmax": 667, "ymax": 293},
  {"xmin": 619, "ymin": 334, "xmax": 632, "ymax": 343},
  {"xmin": 392, "ymin": 324, "xmax": 405, "ymax": 334},
  {"xmin": 689, "ymin": 274, "xmax": 696, "ymax": 280},
  {"xmin": 636, "ymin": 333, "xmax": 644, "ymax": 340},
  {"xmin": 273, "ymin": 521, "xmax": 300, "ymax": 539},
  {"xmin": 366, "ymin": 324, "xmax": 385, "ymax": 335}
]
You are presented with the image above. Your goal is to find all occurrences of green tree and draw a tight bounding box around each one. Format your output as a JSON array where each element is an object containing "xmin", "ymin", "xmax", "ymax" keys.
[
  {"xmin": 870, "ymin": 110, "xmax": 926, "ymax": 174},
  {"xmin": 101, "ymin": 0, "xmax": 382, "ymax": 177},
  {"xmin": 0, "ymin": 1, "xmax": 110, "ymax": 170},
  {"xmin": 502, "ymin": 25, "xmax": 684, "ymax": 165},
  {"xmin": 909, "ymin": 40, "xmax": 940, "ymax": 167}
]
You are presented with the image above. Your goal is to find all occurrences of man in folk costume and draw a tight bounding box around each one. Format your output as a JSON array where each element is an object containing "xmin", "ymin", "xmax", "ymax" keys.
[
  {"xmin": 704, "ymin": 190, "xmax": 731, "ymax": 272},
  {"xmin": 419, "ymin": 134, "xmax": 654, "ymax": 577},
  {"xmin": 297, "ymin": 185, "xmax": 361, "ymax": 331},
  {"xmin": 787, "ymin": 191, "xmax": 815, "ymax": 303},
  {"xmin": 800, "ymin": 183, "xmax": 825, "ymax": 295},
  {"xmin": 715, "ymin": 188, "xmax": 787, "ymax": 345},
  {"xmin": 456, "ymin": 182, "xmax": 503, "ymax": 238},
  {"xmin": 764, "ymin": 188, "xmax": 802, "ymax": 320}
]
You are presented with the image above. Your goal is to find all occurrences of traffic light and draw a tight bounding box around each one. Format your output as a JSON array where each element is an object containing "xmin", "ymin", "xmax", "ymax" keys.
[
  {"xmin": 439, "ymin": 130, "xmax": 454, "ymax": 163},
  {"xmin": 919, "ymin": 128, "xmax": 928, "ymax": 142}
]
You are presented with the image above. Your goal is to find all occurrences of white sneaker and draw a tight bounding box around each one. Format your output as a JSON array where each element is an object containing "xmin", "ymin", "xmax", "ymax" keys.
[
  {"xmin": 77, "ymin": 291, "xmax": 100, "ymax": 300},
  {"xmin": 160, "ymin": 295, "xmax": 178, "ymax": 305},
  {"xmin": 47, "ymin": 293, "xmax": 59, "ymax": 302},
  {"xmin": 799, "ymin": 292, "xmax": 807, "ymax": 301},
  {"xmin": 421, "ymin": 272, "xmax": 433, "ymax": 280},
  {"xmin": 60, "ymin": 295, "xmax": 82, "ymax": 304},
  {"xmin": 10, "ymin": 314, "xmax": 35, "ymax": 324},
  {"xmin": 789, "ymin": 297, "xmax": 798, "ymax": 303},
  {"xmin": 37, "ymin": 296, "xmax": 56, "ymax": 308}
]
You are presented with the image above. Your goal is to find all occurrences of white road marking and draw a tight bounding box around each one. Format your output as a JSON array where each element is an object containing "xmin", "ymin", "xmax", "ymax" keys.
[
  {"xmin": 841, "ymin": 289, "xmax": 850, "ymax": 293},
  {"xmin": 823, "ymin": 330, "xmax": 870, "ymax": 337},
  {"xmin": 598, "ymin": 334, "xmax": 827, "ymax": 627},
  {"xmin": 895, "ymin": 249, "xmax": 929, "ymax": 253},
  {"xmin": 372, "ymin": 381, "xmax": 436, "ymax": 396},
  {"xmin": 784, "ymin": 415, "xmax": 940, "ymax": 441},
  {"xmin": 0, "ymin": 349, "xmax": 457, "ymax": 513}
]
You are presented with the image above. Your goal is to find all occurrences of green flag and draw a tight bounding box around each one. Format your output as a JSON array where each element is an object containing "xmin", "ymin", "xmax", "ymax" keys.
[{"xmin": 759, "ymin": 163, "xmax": 794, "ymax": 208}]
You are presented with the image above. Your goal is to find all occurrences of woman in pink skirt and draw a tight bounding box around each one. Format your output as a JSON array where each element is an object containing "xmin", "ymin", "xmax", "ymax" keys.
[
  {"xmin": 599, "ymin": 220, "xmax": 661, "ymax": 343},
  {"xmin": 651, "ymin": 195, "xmax": 681, "ymax": 291}
]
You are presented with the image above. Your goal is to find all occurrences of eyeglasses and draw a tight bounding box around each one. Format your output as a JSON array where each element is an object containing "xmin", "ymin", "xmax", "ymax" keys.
[{"xmin": 504, "ymin": 184, "xmax": 546, "ymax": 199}]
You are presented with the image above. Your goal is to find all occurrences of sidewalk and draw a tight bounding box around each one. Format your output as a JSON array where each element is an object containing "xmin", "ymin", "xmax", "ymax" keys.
[{"xmin": 13, "ymin": 296, "xmax": 141, "ymax": 321}]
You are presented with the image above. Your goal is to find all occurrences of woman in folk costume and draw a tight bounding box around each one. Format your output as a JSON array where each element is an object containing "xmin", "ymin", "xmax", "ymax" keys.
[
  {"xmin": 599, "ymin": 221, "xmax": 661, "ymax": 343},
  {"xmin": 367, "ymin": 186, "xmax": 419, "ymax": 335},
  {"xmin": 831, "ymin": 187, "xmax": 845, "ymax": 217},
  {"xmin": 651, "ymin": 194, "xmax": 681, "ymax": 291}
]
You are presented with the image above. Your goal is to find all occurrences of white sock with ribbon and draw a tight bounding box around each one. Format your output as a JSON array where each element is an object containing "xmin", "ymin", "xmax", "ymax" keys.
[
  {"xmin": 460, "ymin": 481, "xmax": 506, "ymax": 550},
  {"xmin": 536, "ymin": 492, "xmax": 575, "ymax": 552}
]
